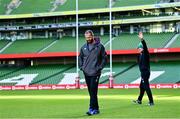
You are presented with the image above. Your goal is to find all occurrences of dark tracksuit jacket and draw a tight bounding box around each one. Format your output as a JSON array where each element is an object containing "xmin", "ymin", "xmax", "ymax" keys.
[
  {"xmin": 78, "ymin": 38, "xmax": 107, "ymax": 76},
  {"xmin": 137, "ymin": 39, "xmax": 153, "ymax": 103},
  {"xmin": 138, "ymin": 39, "xmax": 150, "ymax": 74},
  {"xmin": 78, "ymin": 38, "xmax": 107, "ymax": 110}
]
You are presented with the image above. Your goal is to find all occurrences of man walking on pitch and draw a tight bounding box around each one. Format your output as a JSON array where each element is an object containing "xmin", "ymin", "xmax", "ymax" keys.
[
  {"xmin": 79, "ymin": 30, "xmax": 107, "ymax": 115},
  {"xmin": 133, "ymin": 32, "xmax": 154, "ymax": 106}
]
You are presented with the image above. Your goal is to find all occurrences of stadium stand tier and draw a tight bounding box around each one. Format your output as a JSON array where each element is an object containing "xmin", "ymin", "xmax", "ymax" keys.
[
  {"xmin": 11, "ymin": 0, "xmax": 52, "ymax": 14},
  {"xmin": 1, "ymin": 38, "xmax": 53, "ymax": 54},
  {"xmin": 0, "ymin": 0, "xmax": 179, "ymax": 88},
  {"xmin": 0, "ymin": 33, "xmax": 176, "ymax": 54},
  {"xmin": 0, "ymin": 40, "xmax": 10, "ymax": 51},
  {"xmin": 0, "ymin": 0, "xmax": 166, "ymax": 15},
  {"xmin": 111, "ymin": 61, "xmax": 180, "ymax": 84},
  {"xmin": 113, "ymin": 0, "xmax": 159, "ymax": 7},
  {"xmin": 0, "ymin": 61, "xmax": 179, "ymax": 85},
  {"xmin": 44, "ymin": 36, "xmax": 109, "ymax": 52},
  {"xmin": 0, "ymin": 64, "xmax": 75, "ymax": 86},
  {"xmin": 0, "ymin": 0, "xmax": 12, "ymax": 14},
  {"xmin": 112, "ymin": 33, "xmax": 175, "ymax": 50}
]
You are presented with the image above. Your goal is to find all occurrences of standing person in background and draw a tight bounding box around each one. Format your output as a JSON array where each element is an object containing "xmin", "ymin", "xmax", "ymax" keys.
[
  {"xmin": 133, "ymin": 32, "xmax": 154, "ymax": 106},
  {"xmin": 79, "ymin": 30, "xmax": 107, "ymax": 115}
]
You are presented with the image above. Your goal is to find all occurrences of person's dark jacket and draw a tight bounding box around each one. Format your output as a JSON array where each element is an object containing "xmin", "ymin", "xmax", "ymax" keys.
[
  {"xmin": 138, "ymin": 39, "xmax": 150, "ymax": 73},
  {"xmin": 78, "ymin": 37, "xmax": 107, "ymax": 76}
]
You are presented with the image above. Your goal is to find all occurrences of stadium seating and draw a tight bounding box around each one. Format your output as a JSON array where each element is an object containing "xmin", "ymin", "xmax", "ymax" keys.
[
  {"xmin": 0, "ymin": 0, "xmax": 179, "ymax": 88},
  {"xmin": 8, "ymin": 0, "xmax": 109, "ymax": 14},
  {"xmin": 29, "ymin": 64, "xmax": 75, "ymax": 85},
  {"xmin": 150, "ymin": 61, "xmax": 180, "ymax": 83},
  {"xmin": 112, "ymin": 63, "xmax": 139, "ymax": 84},
  {"xmin": 105, "ymin": 61, "xmax": 180, "ymax": 84},
  {"xmin": 56, "ymin": 0, "xmax": 109, "ymax": 12},
  {"xmin": 0, "ymin": 64, "xmax": 74, "ymax": 85},
  {"xmin": 11, "ymin": 0, "xmax": 52, "ymax": 14},
  {"xmin": 43, "ymin": 37, "xmax": 77, "ymax": 52},
  {"xmin": 78, "ymin": 0, "xmax": 108, "ymax": 10},
  {"xmin": 0, "ymin": 0, "xmax": 11, "ymax": 14},
  {"xmin": 98, "ymin": 62, "xmax": 136, "ymax": 84},
  {"xmin": 44, "ymin": 35, "xmax": 109, "ymax": 52},
  {"xmin": 1, "ymin": 33, "xmax": 175, "ymax": 54},
  {"xmin": 1, "ymin": 38, "xmax": 53, "ymax": 54},
  {"xmin": 112, "ymin": 33, "xmax": 174, "ymax": 50},
  {"xmin": 0, "ymin": 0, "xmax": 164, "ymax": 15},
  {"xmin": 114, "ymin": 0, "xmax": 159, "ymax": 7},
  {"xmin": 0, "ymin": 66, "xmax": 21, "ymax": 78},
  {"xmin": 0, "ymin": 61, "xmax": 179, "ymax": 85},
  {"xmin": 0, "ymin": 40, "xmax": 10, "ymax": 51},
  {"xmin": 170, "ymin": 34, "xmax": 180, "ymax": 48}
]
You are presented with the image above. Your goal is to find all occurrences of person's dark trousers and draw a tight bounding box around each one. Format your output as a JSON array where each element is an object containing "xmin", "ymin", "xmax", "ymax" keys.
[
  {"xmin": 138, "ymin": 71, "xmax": 154, "ymax": 103},
  {"xmin": 85, "ymin": 75, "xmax": 100, "ymax": 110}
]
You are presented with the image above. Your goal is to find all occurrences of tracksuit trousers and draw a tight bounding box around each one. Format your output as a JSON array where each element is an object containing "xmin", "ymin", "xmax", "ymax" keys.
[{"xmin": 85, "ymin": 75, "xmax": 100, "ymax": 110}]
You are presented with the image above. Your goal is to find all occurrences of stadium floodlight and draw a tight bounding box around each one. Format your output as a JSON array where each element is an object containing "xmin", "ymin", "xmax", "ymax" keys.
[{"xmin": 75, "ymin": 0, "xmax": 80, "ymax": 88}]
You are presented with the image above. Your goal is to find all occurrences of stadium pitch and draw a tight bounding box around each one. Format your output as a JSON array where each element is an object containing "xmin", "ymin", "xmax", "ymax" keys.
[{"xmin": 0, "ymin": 89, "xmax": 180, "ymax": 118}]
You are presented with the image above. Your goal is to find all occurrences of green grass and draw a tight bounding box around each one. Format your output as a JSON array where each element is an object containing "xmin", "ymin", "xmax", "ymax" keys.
[{"xmin": 0, "ymin": 89, "xmax": 180, "ymax": 118}]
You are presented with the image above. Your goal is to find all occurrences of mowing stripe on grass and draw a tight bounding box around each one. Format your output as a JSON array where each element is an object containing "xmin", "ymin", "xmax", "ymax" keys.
[{"xmin": 0, "ymin": 95, "xmax": 180, "ymax": 100}]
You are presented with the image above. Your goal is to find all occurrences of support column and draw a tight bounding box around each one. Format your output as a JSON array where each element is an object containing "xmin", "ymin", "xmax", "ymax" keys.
[
  {"xmin": 176, "ymin": 22, "xmax": 180, "ymax": 33},
  {"xmin": 45, "ymin": 31, "xmax": 48, "ymax": 38},
  {"xmin": 28, "ymin": 32, "xmax": 32, "ymax": 39},
  {"xmin": 100, "ymin": 27, "xmax": 104, "ymax": 36},
  {"xmin": 49, "ymin": 32, "xmax": 53, "ymax": 38},
  {"xmin": 72, "ymin": 28, "xmax": 75, "ymax": 37},
  {"xmin": 130, "ymin": 25, "xmax": 134, "ymax": 34},
  {"xmin": 115, "ymin": 28, "xmax": 119, "ymax": 36}
]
